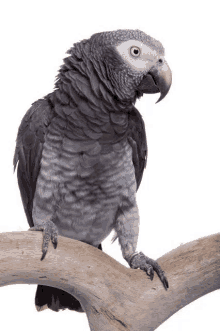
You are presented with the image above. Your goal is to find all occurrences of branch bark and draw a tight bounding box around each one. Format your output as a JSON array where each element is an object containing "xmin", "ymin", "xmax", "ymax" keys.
[{"xmin": 0, "ymin": 231, "xmax": 219, "ymax": 331}]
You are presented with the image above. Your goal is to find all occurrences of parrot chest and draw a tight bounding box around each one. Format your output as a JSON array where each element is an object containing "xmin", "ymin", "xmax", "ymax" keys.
[{"xmin": 32, "ymin": 128, "xmax": 136, "ymax": 246}]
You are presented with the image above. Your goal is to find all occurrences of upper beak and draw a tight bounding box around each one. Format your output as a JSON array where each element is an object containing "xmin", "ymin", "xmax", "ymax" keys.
[{"xmin": 137, "ymin": 60, "xmax": 172, "ymax": 103}]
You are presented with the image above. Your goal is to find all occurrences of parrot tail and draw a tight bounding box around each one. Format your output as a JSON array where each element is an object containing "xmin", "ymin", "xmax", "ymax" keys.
[
  {"xmin": 35, "ymin": 243, "xmax": 102, "ymax": 312},
  {"xmin": 35, "ymin": 285, "xmax": 84, "ymax": 312}
]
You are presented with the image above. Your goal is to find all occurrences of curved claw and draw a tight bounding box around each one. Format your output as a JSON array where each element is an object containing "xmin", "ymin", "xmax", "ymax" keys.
[
  {"xmin": 52, "ymin": 239, "xmax": 58, "ymax": 250},
  {"xmin": 145, "ymin": 264, "xmax": 154, "ymax": 281},
  {"xmin": 129, "ymin": 252, "xmax": 169, "ymax": 290},
  {"xmin": 161, "ymin": 274, "xmax": 169, "ymax": 290},
  {"xmin": 29, "ymin": 221, "xmax": 58, "ymax": 260},
  {"xmin": 41, "ymin": 250, "xmax": 47, "ymax": 261}
]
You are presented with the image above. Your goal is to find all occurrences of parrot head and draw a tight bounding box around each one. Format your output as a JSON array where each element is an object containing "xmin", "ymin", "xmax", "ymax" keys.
[{"xmin": 88, "ymin": 29, "xmax": 172, "ymax": 103}]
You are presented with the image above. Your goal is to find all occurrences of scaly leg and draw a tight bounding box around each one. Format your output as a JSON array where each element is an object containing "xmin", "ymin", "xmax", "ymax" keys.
[{"xmin": 115, "ymin": 198, "xmax": 169, "ymax": 290}]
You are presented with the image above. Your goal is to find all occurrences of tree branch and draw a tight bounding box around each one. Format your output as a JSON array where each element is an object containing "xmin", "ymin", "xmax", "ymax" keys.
[{"xmin": 0, "ymin": 231, "xmax": 219, "ymax": 331}]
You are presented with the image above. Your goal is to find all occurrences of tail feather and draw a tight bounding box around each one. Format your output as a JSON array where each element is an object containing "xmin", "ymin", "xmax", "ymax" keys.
[
  {"xmin": 35, "ymin": 243, "xmax": 102, "ymax": 312},
  {"xmin": 35, "ymin": 285, "xmax": 84, "ymax": 312}
]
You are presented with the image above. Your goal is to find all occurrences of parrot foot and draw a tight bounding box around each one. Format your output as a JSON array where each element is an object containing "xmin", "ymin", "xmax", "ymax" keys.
[
  {"xmin": 129, "ymin": 252, "xmax": 169, "ymax": 290},
  {"xmin": 29, "ymin": 221, "xmax": 58, "ymax": 261}
]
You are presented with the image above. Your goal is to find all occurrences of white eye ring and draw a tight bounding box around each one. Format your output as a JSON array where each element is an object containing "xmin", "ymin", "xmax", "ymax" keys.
[{"xmin": 130, "ymin": 46, "xmax": 141, "ymax": 57}]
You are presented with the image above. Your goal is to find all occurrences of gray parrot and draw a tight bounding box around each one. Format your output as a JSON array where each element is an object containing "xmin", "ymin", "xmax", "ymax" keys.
[{"xmin": 14, "ymin": 29, "xmax": 172, "ymax": 312}]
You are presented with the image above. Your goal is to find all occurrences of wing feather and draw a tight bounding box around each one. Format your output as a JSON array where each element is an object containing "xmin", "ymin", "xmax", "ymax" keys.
[
  {"xmin": 13, "ymin": 98, "xmax": 55, "ymax": 227},
  {"xmin": 128, "ymin": 106, "xmax": 147, "ymax": 190}
]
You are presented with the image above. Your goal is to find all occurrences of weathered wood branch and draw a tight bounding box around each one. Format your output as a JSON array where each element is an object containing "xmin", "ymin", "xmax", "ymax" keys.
[{"xmin": 0, "ymin": 231, "xmax": 219, "ymax": 331}]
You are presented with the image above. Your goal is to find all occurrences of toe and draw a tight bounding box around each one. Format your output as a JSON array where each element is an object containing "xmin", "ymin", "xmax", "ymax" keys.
[
  {"xmin": 41, "ymin": 233, "xmax": 50, "ymax": 260},
  {"xmin": 41, "ymin": 249, "xmax": 47, "ymax": 261},
  {"xmin": 129, "ymin": 252, "xmax": 169, "ymax": 290},
  {"xmin": 51, "ymin": 226, "xmax": 58, "ymax": 250},
  {"xmin": 161, "ymin": 275, "xmax": 169, "ymax": 290},
  {"xmin": 153, "ymin": 266, "xmax": 169, "ymax": 290},
  {"xmin": 28, "ymin": 222, "xmax": 58, "ymax": 260},
  {"xmin": 51, "ymin": 235, "xmax": 58, "ymax": 249},
  {"xmin": 142, "ymin": 264, "xmax": 154, "ymax": 281}
]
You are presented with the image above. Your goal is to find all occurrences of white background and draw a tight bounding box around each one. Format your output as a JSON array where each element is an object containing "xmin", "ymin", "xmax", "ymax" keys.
[{"xmin": 0, "ymin": 0, "xmax": 220, "ymax": 330}]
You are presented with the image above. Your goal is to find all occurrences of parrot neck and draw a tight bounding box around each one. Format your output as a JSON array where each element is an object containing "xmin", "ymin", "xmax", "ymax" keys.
[
  {"xmin": 49, "ymin": 79, "xmax": 131, "ymax": 144},
  {"xmin": 51, "ymin": 44, "xmax": 137, "ymax": 143},
  {"xmin": 55, "ymin": 40, "xmax": 138, "ymax": 109}
]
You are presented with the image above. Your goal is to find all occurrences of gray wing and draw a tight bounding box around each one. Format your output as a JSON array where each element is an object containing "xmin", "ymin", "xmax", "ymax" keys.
[
  {"xmin": 13, "ymin": 98, "xmax": 55, "ymax": 227},
  {"xmin": 128, "ymin": 106, "xmax": 147, "ymax": 190}
]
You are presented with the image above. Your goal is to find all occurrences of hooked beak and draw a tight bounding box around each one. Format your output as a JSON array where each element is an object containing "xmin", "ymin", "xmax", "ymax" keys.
[{"xmin": 137, "ymin": 60, "xmax": 172, "ymax": 103}]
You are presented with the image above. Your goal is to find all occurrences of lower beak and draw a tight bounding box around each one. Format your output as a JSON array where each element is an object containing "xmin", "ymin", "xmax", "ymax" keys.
[{"xmin": 137, "ymin": 60, "xmax": 172, "ymax": 103}]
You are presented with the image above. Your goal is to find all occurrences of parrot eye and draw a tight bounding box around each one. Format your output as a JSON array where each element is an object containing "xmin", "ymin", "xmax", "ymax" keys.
[{"xmin": 130, "ymin": 46, "xmax": 141, "ymax": 57}]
